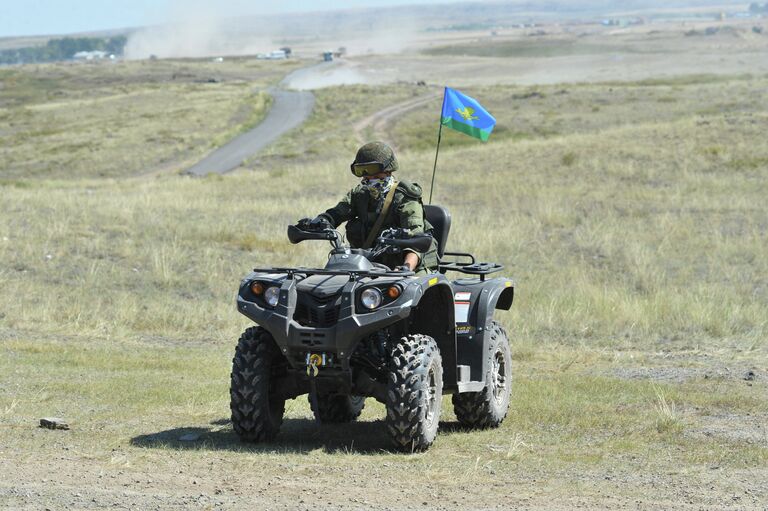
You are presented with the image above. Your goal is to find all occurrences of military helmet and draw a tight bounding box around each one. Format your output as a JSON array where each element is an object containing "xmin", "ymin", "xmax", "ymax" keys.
[{"xmin": 352, "ymin": 141, "xmax": 399, "ymax": 173}]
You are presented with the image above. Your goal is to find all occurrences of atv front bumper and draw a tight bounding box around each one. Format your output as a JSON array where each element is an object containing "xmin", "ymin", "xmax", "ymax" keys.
[{"xmin": 237, "ymin": 276, "xmax": 413, "ymax": 372}]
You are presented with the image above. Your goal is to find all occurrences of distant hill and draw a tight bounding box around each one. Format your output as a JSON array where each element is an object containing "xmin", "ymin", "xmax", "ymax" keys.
[
  {"xmin": 0, "ymin": 36, "xmax": 127, "ymax": 65},
  {"xmin": 0, "ymin": 28, "xmax": 134, "ymax": 52}
]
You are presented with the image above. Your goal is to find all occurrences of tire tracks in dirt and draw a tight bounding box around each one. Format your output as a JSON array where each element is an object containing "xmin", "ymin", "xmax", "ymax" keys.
[{"xmin": 353, "ymin": 90, "xmax": 441, "ymax": 146}]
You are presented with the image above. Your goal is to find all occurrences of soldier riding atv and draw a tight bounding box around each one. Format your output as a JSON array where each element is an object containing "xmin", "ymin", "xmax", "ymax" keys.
[{"xmin": 230, "ymin": 142, "xmax": 515, "ymax": 451}]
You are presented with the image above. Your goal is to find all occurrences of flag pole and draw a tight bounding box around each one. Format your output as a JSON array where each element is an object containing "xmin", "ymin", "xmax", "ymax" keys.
[{"xmin": 428, "ymin": 88, "xmax": 447, "ymax": 205}]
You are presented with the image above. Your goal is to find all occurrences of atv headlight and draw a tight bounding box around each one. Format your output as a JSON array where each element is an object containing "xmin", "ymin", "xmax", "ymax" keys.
[
  {"xmin": 361, "ymin": 288, "xmax": 383, "ymax": 310},
  {"xmin": 264, "ymin": 286, "xmax": 280, "ymax": 307}
]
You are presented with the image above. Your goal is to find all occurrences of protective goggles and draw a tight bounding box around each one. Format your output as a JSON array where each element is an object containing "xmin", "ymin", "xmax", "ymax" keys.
[
  {"xmin": 350, "ymin": 153, "xmax": 395, "ymax": 177},
  {"xmin": 350, "ymin": 161, "xmax": 386, "ymax": 177}
]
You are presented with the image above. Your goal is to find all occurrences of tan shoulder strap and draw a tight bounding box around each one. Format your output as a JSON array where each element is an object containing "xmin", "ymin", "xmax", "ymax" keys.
[{"xmin": 363, "ymin": 180, "xmax": 399, "ymax": 249}]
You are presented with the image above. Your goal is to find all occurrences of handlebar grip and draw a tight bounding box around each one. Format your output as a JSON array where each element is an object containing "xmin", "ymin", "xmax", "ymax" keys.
[{"xmin": 288, "ymin": 224, "xmax": 338, "ymax": 244}]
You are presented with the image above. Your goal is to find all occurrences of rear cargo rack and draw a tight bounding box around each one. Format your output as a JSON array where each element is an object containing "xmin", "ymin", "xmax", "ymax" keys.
[{"xmin": 438, "ymin": 252, "xmax": 504, "ymax": 281}]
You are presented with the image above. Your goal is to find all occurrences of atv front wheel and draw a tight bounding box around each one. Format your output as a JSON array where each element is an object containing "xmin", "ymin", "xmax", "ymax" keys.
[
  {"xmin": 386, "ymin": 334, "xmax": 443, "ymax": 452},
  {"xmin": 309, "ymin": 394, "xmax": 365, "ymax": 423},
  {"xmin": 452, "ymin": 321, "xmax": 511, "ymax": 429},
  {"xmin": 230, "ymin": 326, "xmax": 286, "ymax": 442}
]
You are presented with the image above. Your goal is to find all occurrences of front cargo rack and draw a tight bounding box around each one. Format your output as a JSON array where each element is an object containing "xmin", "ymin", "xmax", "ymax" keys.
[{"xmin": 252, "ymin": 267, "xmax": 414, "ymax": 280}]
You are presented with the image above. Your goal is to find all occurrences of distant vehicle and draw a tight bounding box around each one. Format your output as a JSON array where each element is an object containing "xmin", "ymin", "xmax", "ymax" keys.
[{"xmin": 323, "ymin": 51, "xmax": 333, "ymax": 62}]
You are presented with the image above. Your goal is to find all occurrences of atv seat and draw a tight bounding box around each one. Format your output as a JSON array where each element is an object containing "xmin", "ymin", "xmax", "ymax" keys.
[{"xmin": 424, "ymin": 204, "xmax": 451, "ymax": 258}]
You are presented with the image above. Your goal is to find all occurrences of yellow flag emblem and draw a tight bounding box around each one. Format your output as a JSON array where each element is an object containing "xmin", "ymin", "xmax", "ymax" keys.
[{"xmin": 455, "ymin": 106, "xmax": 479, "ymax": 122}]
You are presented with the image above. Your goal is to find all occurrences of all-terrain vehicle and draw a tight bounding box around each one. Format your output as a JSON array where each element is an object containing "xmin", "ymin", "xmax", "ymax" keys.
[{"xmin": 231, "ymin": 205, "xmax": 514, "ymax": 451}]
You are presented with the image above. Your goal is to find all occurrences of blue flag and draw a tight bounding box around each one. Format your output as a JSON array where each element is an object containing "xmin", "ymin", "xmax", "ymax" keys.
[{"xmin": 440, "ymin": 87, "xmax": 496, "ymax": 142}]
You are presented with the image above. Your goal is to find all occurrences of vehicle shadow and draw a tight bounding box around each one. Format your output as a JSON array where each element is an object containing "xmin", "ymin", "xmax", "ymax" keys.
[{"xmin": 131, "ymin": 418, "xmax": 471, "ymax": 455}]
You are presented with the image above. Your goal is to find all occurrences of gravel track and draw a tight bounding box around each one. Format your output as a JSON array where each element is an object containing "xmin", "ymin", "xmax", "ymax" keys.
[
  {"xmin": 183, "ymin": 62, "xmax": 343, "ymax": 176},
  {"xmin": 184, "ymin": 87, "xmax": 314, "ymax": 176}
]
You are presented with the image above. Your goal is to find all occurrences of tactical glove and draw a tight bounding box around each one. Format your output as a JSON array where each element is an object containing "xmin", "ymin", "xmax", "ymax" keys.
[{"xmin": 309, "ymin": 216, "xmax": 332, "ymax": 230}]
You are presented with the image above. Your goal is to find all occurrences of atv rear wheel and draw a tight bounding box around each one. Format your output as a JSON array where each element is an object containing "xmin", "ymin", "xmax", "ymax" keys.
[
  {"xmin": 386, "ymin": 334, "xmax": 443, "ymax": 452},
  {"xmin": 309, "ymin": 394, "xmax": 365, "ymax": 423},
  {"xmin": 452, "ymin": 321, "xmax": 511, "ymax": 429},
  {"xmin": 230, "ymin": 326, "xmax": 286, "ymax": 442}
]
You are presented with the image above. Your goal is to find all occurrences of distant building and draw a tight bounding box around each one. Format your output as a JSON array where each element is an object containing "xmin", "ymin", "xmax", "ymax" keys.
[
  {"xmin": 256, "ymin": 50, "xmax": 288, "ymax": 60},
  {"xmin": 73, "ymin": 51, "xmax": 108, "ymax": 61},
  {"xmin": 601, "ymin": 18, "xmax": 642, "ymax": 28}
]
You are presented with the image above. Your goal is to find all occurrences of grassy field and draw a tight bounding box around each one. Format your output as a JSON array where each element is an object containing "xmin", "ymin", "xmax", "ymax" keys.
[
  {"xmin": 422, "ymin": 37, "xmax": 669, "ymax": 58},
  {"xmin": 0, "ymin": 58, "xmax": 300, "ymax": 179},
  {"xmin": 421, "ymin": 25, "xmax": 768, "ymax": 59},
  {"xmin": 1, "ymin": 56, "xmax": 767, "ymax": 508}
]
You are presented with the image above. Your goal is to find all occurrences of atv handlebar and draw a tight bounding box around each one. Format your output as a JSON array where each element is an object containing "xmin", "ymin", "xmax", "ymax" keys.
[
  {"xmin": 288, "ymin": 223, "xmax": 434, "ymax": 255},
  {"xmin": 379, "ymin": 233, "xmax": 433, "ymax": 253}
]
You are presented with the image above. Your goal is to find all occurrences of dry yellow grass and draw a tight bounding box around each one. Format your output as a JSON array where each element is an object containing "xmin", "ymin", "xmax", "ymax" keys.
[
  {"xmin": 0, "ymin": 58, "xmax": 300, "ymax": 178},
  {"xmin": 2, "ymin": 109, "xmax": 767, "ymax": 346}
]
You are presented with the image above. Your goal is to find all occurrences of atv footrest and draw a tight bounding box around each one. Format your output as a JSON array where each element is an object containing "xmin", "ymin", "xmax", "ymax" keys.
[
  {"xmin": 456, "ymin": 365, "xmax": 484, "ymax": 392},
  {"xmin": 457, "ymin": 365, "xmax": 471, "ymax": 383},
  {"xmin": 457, "ymin": 381, "xmax": 485, "ymax": 393}
]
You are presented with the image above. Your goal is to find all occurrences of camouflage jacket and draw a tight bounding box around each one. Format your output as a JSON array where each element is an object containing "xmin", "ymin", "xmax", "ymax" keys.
[{"xmin": 319, "ymin": 180, "xmax": 439, "ymax": 273}]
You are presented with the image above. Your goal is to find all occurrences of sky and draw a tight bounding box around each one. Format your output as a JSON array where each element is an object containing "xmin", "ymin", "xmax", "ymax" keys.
[{"xmin": 0, "ymin": 0, "xmax": 469, "ymax": 38}]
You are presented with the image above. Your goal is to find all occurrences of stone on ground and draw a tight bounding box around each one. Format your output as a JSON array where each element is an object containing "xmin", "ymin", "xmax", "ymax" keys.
[{"xmin": 39, "ymin": 418, "xmax": 70, "ymax": 430}]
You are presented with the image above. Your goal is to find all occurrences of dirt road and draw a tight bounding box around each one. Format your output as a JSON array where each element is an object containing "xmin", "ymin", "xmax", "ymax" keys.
[
  {"xmin": 184, "ymin": 87, "xmax": 314, "ymax": 176},
  {"xmin": 184, "ymin": 62, "xmax": 351, "ymax": 176}
]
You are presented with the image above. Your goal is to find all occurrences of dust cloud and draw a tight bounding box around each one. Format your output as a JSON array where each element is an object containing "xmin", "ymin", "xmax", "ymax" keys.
[
  {"xmin": 124, "ymin": 0, "xmax": 421, "ymax": 60},
  {"xmin": 125, "ymin": 1, "xmax": 271, "ymax": 59},
  {"xmin": 282, "ymin": 65, "xmax": 372, "ymax": 90}
]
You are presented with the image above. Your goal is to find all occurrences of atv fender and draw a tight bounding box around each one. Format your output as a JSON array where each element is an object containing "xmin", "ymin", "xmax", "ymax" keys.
[
  {"xmin": 406, "ymin": 274, "xmax": 458, "ymax": 391},
  {"xmin": 451, "ymin": 277, "xmax": 514, "ymax": 387}
]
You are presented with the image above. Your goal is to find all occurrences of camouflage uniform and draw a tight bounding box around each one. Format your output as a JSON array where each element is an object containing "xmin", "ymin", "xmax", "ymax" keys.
[{"xmin": 318, "ymin": 180, "xmax": 439, "ymax": 274}]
